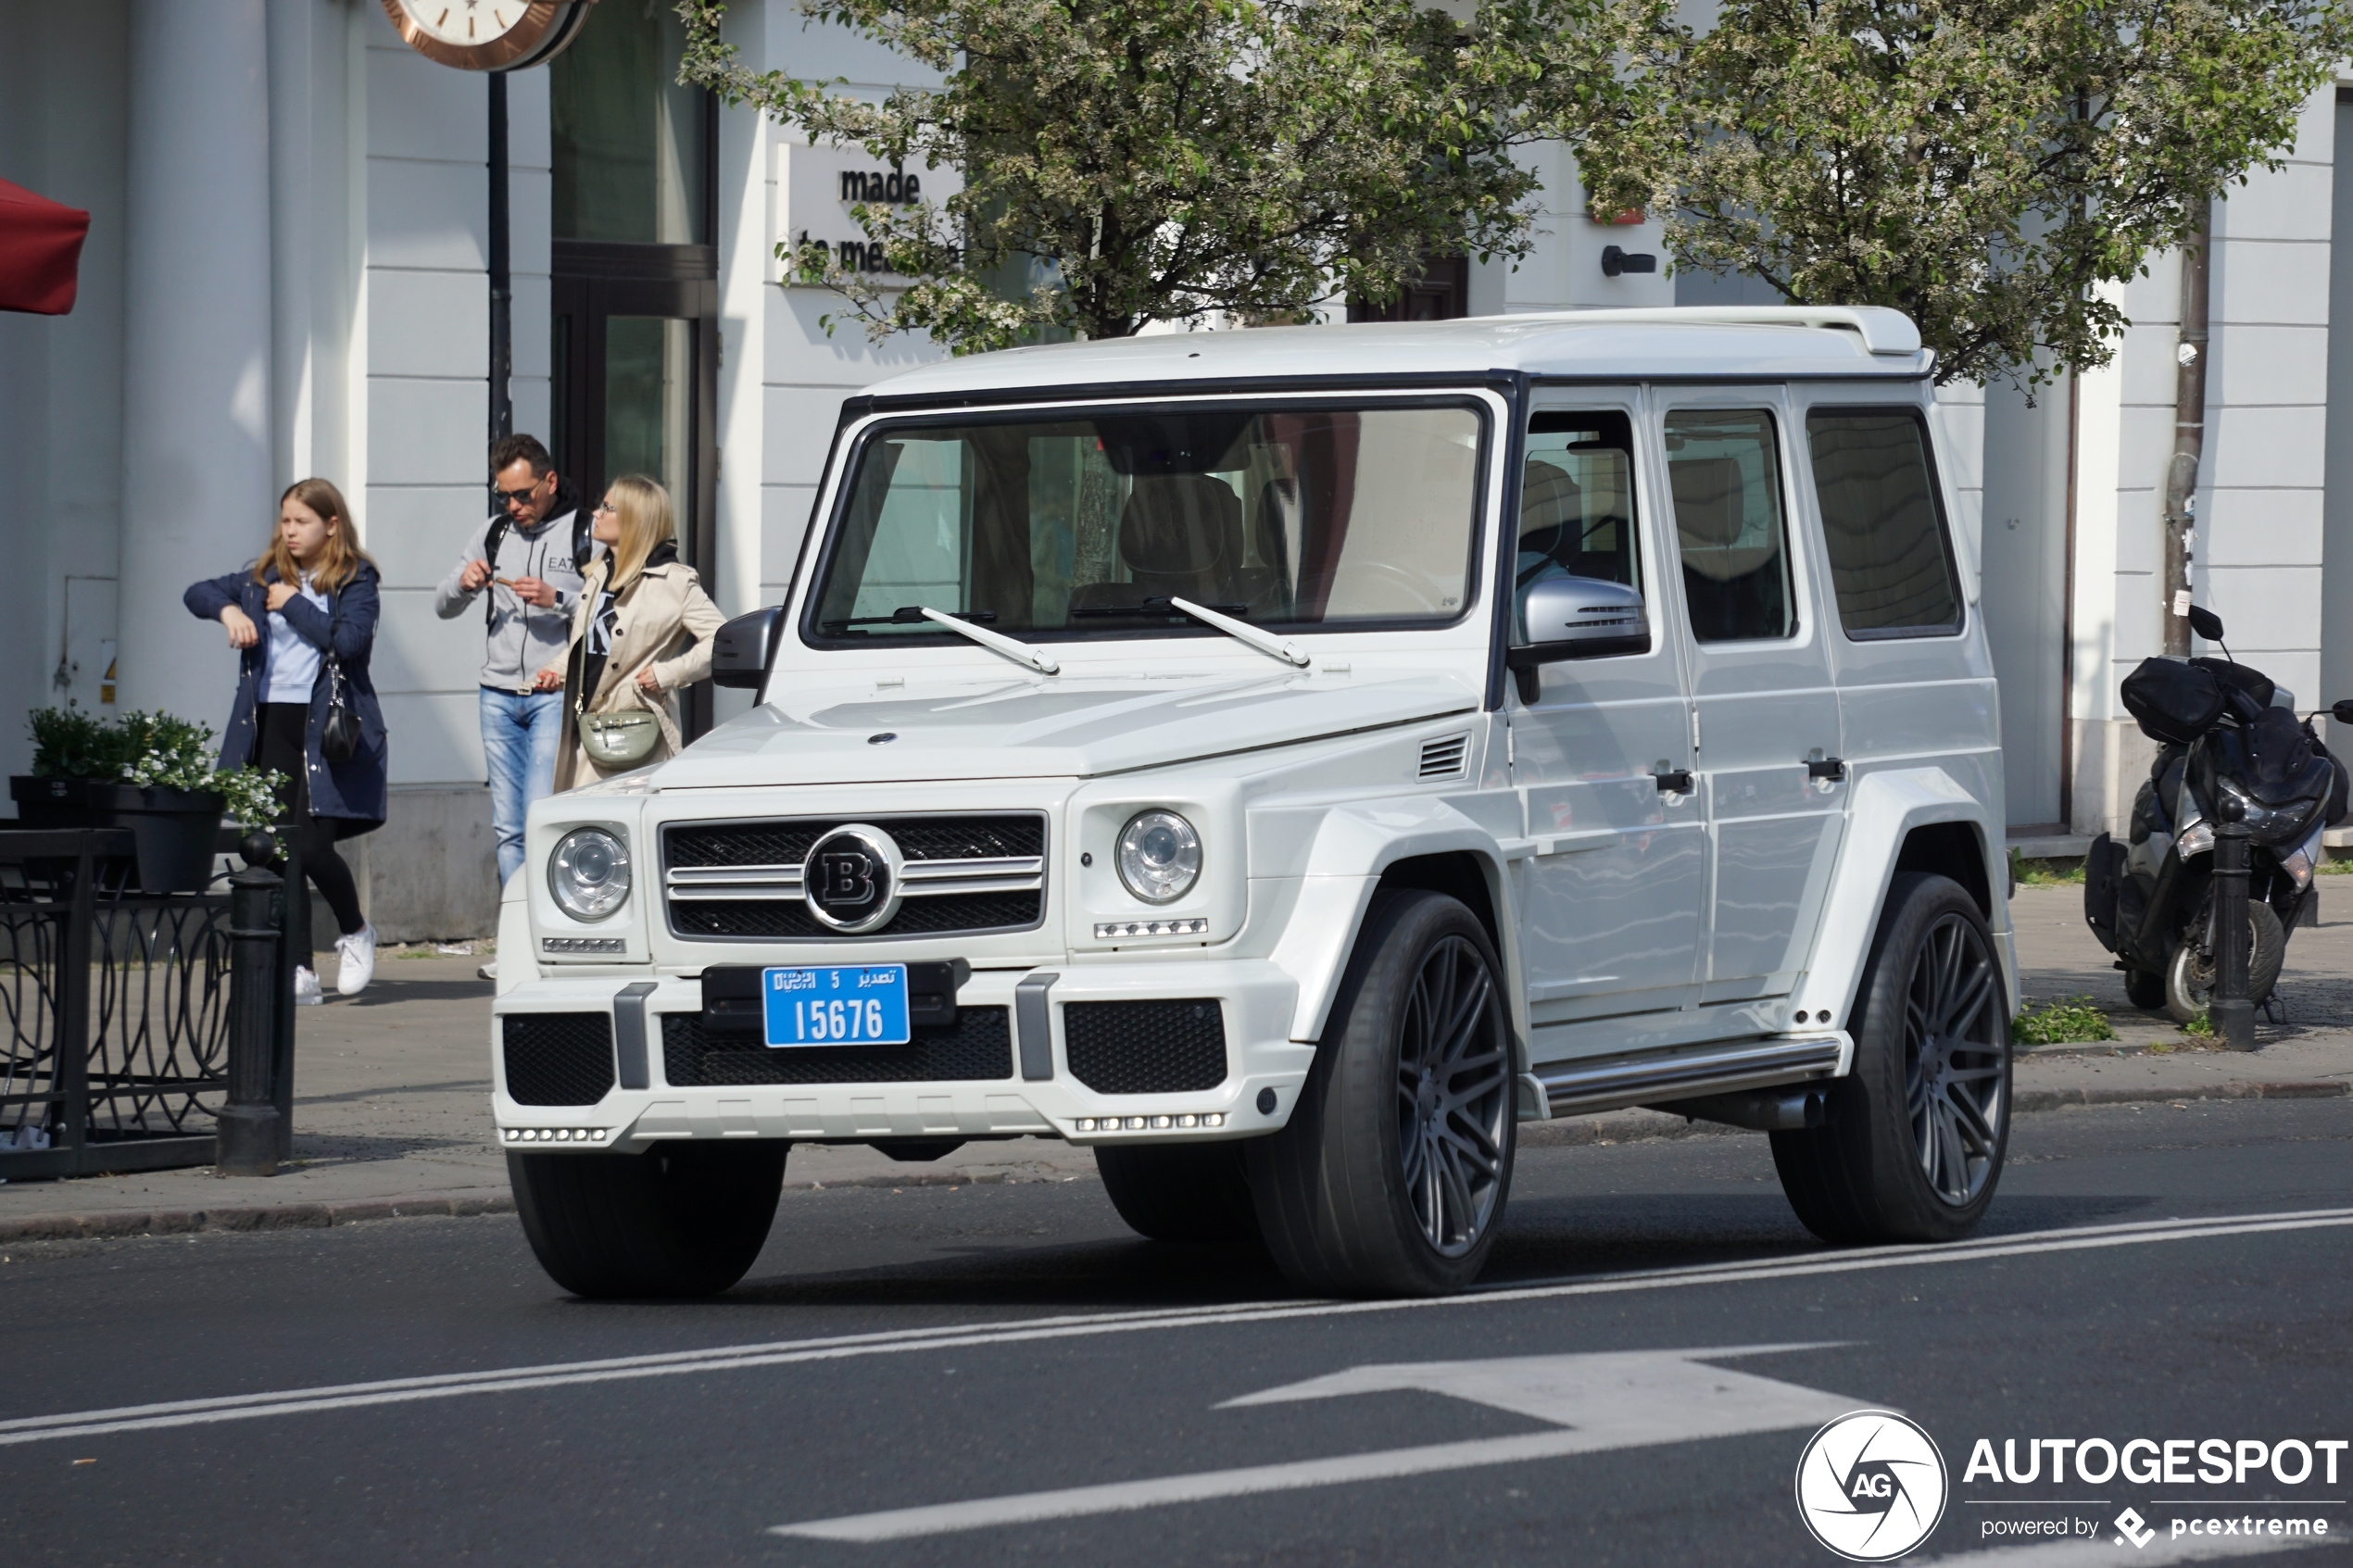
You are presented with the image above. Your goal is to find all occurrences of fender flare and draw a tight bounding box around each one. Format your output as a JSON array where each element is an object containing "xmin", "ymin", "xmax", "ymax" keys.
[
  {"xmin": 1788, "ymin": 766, "xmax": 2010, "ymax": 1028},
  {"xmin": 1264, "ymin": 797, "xmax": 1521, "ymax": 1051}
]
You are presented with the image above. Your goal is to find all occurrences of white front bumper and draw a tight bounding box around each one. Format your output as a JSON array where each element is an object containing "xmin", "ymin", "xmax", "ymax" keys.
[{"xmin": 490, "ymin": 960, "xmax": 1311, "ymax": 1151}]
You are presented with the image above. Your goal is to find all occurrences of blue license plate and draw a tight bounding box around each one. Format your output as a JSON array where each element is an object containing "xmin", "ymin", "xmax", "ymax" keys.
[{"xmin": 762, "ymin": 964, "xmax": 911, "ymax": 1047}]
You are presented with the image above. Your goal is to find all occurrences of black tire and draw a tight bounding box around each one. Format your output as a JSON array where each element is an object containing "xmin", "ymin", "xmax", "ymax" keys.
[
  {"xmin": 2163, "ymin": 897, "xmax": 2285, "ymax": 1024},
  {"xmin": 510, "ymin": 1140, "xmax": 786, "ymax": 1298},
  {"xmin": 1246, "ymin": 890, "xmax": 1516, "ymax": 1297},
  {"xmin": 1771, "ymin": 872, "xmax": 2010, "ymax": 1245},
  {"xmin": 2123, "ymin": 966, "xmax": 2167, "ymax": 1010},
  {"xmin": 1095, "ymin": 1142, "xmax": 1263, "ymax": 1246}
]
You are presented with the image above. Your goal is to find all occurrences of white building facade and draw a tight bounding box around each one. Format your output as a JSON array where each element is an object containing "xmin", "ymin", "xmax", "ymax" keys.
[{"xmin": 0, "ymin": 0, "xmax": 2343, "ymax": 935}]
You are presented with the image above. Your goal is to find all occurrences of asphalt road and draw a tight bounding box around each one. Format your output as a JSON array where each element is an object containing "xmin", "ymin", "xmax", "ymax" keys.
[{"xmin": 7, "ymin": 1099, "xmax": 2353, "ymax": 1567}]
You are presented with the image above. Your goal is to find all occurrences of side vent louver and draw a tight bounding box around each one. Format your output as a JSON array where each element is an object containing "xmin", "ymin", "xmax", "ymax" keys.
[{"xmin": 1417, "ymin": 734, "xmax": 1470, "ymax": 781}]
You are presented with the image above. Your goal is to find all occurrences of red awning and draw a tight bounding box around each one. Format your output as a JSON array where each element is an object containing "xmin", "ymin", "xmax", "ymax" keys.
[{"xmin": 0, "ymin": 176, "xmax": 91, "ymax": 316}]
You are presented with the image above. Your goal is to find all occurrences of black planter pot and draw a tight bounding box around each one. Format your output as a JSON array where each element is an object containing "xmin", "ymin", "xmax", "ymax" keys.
[
  {"xmin": 10, "ymin": 775, "xmax": 105, "ymax": 829},
  {"xmin": 87, "ymin": 784, "xmax": 226, "ymax": 893}
]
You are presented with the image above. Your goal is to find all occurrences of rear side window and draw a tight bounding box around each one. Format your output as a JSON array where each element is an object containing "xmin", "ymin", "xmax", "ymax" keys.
[
  {"xmin": 1806, "ymin": 409, "xmax": 1962, "ymax": 637},
  {"xmin": 1666, "ymin": 408, "xmax": 1793, "ymax": 643}
]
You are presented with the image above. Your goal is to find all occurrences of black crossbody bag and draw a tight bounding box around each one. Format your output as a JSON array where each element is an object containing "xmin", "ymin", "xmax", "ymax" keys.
[{"xmin": 320, "ymin": 589, "xmax": 361, "ymax": 763}]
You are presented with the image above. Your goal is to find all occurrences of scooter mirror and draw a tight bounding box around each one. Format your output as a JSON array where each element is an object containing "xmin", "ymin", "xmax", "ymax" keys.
[
  {"xmin": 2333, "ymin": 698, "xmax": 2353, "ymax": 727},
  {"xmin": 2187, "ymin": 604, "xmax": 2226, "ymax": 642}
]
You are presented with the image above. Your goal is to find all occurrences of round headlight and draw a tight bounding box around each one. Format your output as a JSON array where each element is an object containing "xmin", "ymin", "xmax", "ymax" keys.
[
  {"xmin": 1115, "ymin": 809, "xmax": 1201, "ymax": 905},
  {"xmin": 548, "ymin": 827, "xmax": 631, "ymax": 922}
]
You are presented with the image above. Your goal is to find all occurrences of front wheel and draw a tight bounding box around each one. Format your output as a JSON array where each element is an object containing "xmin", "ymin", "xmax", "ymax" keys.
[
  {"xmin": 510, "ymin": 1140, "xmax": 786, "ymax": 1298},
  {"xmin": 1247, "ymin": 890, "xmax": 1516, "ymax": 1297},
  {"xmin": 2164, "ymin": 897, "xmax": 2285, "ymax": 1023},
  {"xmin": 1771, "ymin": 872, "xmax": 2010, "ymax": 1244}
]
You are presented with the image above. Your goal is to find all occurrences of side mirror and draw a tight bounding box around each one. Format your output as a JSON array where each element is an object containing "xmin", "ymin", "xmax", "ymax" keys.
[
  {"xmin": 2187, "ymin": 604, "xmax": 2225, "ymax": 642},
  {"xmin": 1505, "ymin": 575, "xmax": 1650, "ymax": 703},
  {"xmin": 711, "ymin": 605, "xmax": 784, "ymax": 691},
  {"xmin": 2332, "ymin": 698, "xmax": 2353, "ymax": 728}
]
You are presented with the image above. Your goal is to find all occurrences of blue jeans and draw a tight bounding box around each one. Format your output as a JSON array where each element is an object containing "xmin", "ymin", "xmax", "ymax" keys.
[{"xmin": 482, "ymin": 687, "xmax": 564, "ymax": 887}]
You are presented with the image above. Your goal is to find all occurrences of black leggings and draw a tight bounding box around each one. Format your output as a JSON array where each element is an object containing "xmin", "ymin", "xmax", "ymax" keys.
[{"xmin": 254, "ymin": 703, "xmax": 365, "ymax": 954}]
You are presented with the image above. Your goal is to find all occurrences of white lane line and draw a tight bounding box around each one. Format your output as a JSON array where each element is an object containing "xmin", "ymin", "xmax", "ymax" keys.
[
  {"xmin": 6, "ymin": 1206, "xmax": 2351, "ymax": 1448},
  {"xmin": 774, "ymin": 1345, "xmax": 1871, "ymax": 1542},
  {"xmin": 1925, "ymin": 1532, "xmax": 2340, "ymax": 1565}
]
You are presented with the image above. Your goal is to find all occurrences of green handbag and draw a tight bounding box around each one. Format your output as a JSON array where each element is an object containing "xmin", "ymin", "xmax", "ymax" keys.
[{"xmin": 577, "ymin": 709, "xmax": 661, "ymax": 768}]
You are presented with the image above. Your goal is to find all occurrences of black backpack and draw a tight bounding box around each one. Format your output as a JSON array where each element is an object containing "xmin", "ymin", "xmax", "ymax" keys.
[{"xmin": 479, "ymin": 485, "xmax": 593, "ymax": 628}]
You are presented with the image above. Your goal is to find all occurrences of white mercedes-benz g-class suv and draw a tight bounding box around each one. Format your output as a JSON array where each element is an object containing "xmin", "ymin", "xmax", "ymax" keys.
[{"xmin": 494, "ymin": 305, "xmax": 2015, "ymax": 1300}]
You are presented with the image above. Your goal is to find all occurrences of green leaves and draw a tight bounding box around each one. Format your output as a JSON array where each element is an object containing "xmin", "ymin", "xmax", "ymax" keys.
[
  {"xmin": 680, "ymin": 0, "xmax": 1629, "ymax": 347},
  {"xmin": 1569, "ymin": 0, "xmax": 2353, "ymax": 386}
]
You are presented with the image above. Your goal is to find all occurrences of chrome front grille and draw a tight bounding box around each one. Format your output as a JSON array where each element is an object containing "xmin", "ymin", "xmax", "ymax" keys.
[{"xmin": 661, "ymin": 813, "xmax": 1047, "ymax": 941}]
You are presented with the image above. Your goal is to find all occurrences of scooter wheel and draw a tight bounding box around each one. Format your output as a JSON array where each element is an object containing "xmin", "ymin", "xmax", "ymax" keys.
[
  {"xmin": 2164, "ymin": 900, "xmax": 2285, "ymax": 1024},
  {"xmin": 2123, "ymin": 967, "xmax": 2166, "ymax": 1010}
]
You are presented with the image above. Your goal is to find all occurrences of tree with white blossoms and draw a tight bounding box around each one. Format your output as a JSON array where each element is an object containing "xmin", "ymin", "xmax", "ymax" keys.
[
  {"xmin": 1567, "ymin": 0, "xmax": 2353, "ymax": 388},
  {"xmin": 676, "ymin": 0, "xmax": 1646, "ymax": 350}
]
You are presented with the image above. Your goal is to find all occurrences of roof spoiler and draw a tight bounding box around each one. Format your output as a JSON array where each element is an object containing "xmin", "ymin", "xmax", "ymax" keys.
[{"xmin": 1538, "ymin": 305, "xmax": 1923, "ymax": 357}]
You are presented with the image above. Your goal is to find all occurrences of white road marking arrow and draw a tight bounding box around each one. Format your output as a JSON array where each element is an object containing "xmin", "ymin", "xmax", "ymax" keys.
[{"xmin": 772, "ymin": 1343, "xmax": 1874, "ymax": 1543}]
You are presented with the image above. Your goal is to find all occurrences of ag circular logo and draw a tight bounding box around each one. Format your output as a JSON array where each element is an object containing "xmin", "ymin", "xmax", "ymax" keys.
[
  {"xmin": 803, "ymin": 824, "xmax": 903, "ymax": 934},
  {"xmin": 1794, "ymin": 1411, "xmax": 1948, "ymax": 1562}
]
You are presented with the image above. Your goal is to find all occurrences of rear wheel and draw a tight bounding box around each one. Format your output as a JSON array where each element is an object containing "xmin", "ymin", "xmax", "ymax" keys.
[
  {"xmin": 1771, "ymin": 873, "xmax": 2009, "ymax": 1244},
  {"xmin": 1095, "ymin": 1142, "xmax": 1262, "ymax": 1245},
  {"xmin": 1247, "ymin": 890, "xmax": 1515, "ymax": 1297},
  {"xmin": 510, "ymin": 1140, "xmax": 786, "ymax": 1298}
]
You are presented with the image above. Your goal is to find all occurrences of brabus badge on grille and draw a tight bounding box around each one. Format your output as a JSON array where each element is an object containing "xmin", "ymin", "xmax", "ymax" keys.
[{"xmin": 803, "ymin": 824, "xmax": 905, "ymax": 934}]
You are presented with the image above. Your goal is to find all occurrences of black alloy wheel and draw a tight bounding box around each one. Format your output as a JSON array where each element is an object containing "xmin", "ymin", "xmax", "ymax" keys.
[
  {"xmin": 1903, "ymin": 908, "xmax": 2008, "ymax": 1207},
  {"xmin": 1396, "ymin": 930, "xmax": 1513, "ymax": 1256},
  {"xmin": 1249, "ymin": 890, "xmax": 1516, "ymax": 1296},
  {"xmin": 1772, "ymin": 872, "xmax": 2010, "ymax": 1244}
]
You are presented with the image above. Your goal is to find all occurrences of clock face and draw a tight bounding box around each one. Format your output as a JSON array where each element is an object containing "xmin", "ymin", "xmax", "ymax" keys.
[
  {"xmin": 381, "ymin": 0, "xmax": 592, "ymax": 71},
  {"xmin": 395, "ymin": 0, "xmax": 530, "ymax": 47}
]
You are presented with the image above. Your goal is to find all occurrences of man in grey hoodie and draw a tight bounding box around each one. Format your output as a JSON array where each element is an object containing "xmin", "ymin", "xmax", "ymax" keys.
[{"xmin": 436, "ymin": 433, "xmax": 591, "ymax": 919}]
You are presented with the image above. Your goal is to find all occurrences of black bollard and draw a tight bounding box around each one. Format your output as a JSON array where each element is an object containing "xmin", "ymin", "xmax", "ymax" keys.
[
  {"xmin": 217, "ymin": 830, "xmax": 283, "ymax": 1175},
  {"xmin": 2209, "ymin": 798, "xmax": 2258, "ymax": 1052}
]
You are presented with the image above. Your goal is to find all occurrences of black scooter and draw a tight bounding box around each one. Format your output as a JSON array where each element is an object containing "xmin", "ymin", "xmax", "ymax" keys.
[{"xmin": 2083, "ymin": 605, "xmax": 2350, "ymax": 1022}]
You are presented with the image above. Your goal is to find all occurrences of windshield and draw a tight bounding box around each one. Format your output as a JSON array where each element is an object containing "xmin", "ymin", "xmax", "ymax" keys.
[{"xmin": 805, "ymin": 400, "xmax": 1486, "ymax": 645}]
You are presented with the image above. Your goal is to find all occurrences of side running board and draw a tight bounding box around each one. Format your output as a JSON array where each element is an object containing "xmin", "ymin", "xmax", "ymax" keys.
[{"xmin": 1528, "ymin": 1035, "xmax": 1848, "ymax": 1121}]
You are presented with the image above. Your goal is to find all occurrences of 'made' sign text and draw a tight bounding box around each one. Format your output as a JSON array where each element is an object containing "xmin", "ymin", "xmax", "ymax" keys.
[{"xmin": 775, "ymin": 142, "xmax": 960, "ymax": 287}]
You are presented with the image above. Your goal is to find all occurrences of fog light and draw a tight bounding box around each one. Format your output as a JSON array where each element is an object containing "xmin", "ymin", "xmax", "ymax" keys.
[
  {"xmin": 1205, "ymin": 1113, "xmax": 1224, "ymax": 1127},
  {"xmin": 1125, "ymin": 1116, "xmax": 1146, "ymax": 1130},
  {"xmin": 1076, "ymin": 1118, "xmax": 1097, "ymax": 1132},
  {"xmin": 1177, "ymin": 1114, "xmax": 1197, "ymax": 1127},
  {"xmin": 1151, "ymin": 1115, "xmax": 1173, "ymax": 1128}
]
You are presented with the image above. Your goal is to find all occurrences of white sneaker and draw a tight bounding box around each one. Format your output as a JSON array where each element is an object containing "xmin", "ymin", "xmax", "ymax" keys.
[
  {"xmin": 294, "ymin": 965, "xmax": 323, "ymax": 1006},
  {"xmin": 335, "ymin": 922, "xmax": 378, "ymax": 997},
  {"xmin": 477, "ymin": 960, "xmax": 498, "ymax": 980}
]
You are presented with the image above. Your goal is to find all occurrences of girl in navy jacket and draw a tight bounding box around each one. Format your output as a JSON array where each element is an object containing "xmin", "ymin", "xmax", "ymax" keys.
[{"xmin": 184, "ymin": 479, "xmax": 388, "ymax": 1001}]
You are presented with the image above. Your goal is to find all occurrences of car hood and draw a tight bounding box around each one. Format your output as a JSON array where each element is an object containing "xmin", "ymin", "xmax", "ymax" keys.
[{"xmin": 652, "ymin": 671, "xmax": 1482, "ymax": 787}]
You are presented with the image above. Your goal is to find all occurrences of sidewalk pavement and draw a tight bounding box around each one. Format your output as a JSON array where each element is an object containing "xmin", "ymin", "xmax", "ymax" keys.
[{"xmin": 3, "ymin": 884, "xmax": 2348, "ymax": 1243}]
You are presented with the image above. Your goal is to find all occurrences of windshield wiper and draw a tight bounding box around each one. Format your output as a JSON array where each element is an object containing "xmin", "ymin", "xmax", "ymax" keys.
[
  {"xmin": 913, "ymin": 606, "xmax": 1059, "ymax": 675},
  {"xmin": 824, "ymin": 606, "xmax": 1000, "ymax": 629},
  {"xmin": 1068, "ymin": 596, "xmax": 1248, "ymax": 619},
  {"xmin": 1166, "ymin": 596, "xmax": 1309, "ymax": 668}
]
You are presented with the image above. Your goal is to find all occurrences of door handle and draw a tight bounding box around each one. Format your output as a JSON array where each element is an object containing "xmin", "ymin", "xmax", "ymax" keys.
[
  {"xmin": 1655, "ymin": 768, "xmax": 1694, "ymax": 794},
  {"xmin": 1806, "ymin": 757, "xmax": 1847, "ymax": 782}
]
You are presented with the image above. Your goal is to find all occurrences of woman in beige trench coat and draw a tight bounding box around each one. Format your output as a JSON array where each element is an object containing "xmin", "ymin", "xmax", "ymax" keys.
[{"xmin": 533, "ymin": 474, "xmax": 725, "ymax": 791}]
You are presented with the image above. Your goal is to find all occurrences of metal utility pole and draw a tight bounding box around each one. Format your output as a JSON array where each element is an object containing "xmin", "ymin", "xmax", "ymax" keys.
[
  {"xmin": 488, "ymin": 72, "xmax": 513, "ymax": 445},
  {"xmin": 2161, "ymin": 207, "xmax": 2212, "ymax": 657}
]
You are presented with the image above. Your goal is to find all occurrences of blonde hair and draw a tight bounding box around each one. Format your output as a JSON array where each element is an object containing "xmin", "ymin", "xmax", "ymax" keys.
[
  {"xmin": 255, "ymin": 478, "xmax": 371, "ymax": 593},
  {"xmin": 598, "ymin": 474, "xmax": 674, "ymax": 591}
]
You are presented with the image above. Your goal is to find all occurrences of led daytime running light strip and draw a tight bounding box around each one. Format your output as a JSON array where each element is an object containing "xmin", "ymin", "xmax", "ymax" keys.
[
  {"xmin": 1094, "ymin": 918, "xmax": 1208, "ymax": 939},
  {"xmin": 503, "ymin": 1127, "xmax": 610, "ymax": 1143},
  {"xmin": 1075, "ymin": 1113, "xmax": 1224, "ymax": 1132}
]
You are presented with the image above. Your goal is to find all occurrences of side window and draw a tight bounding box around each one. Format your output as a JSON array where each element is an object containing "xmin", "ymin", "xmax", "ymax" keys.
[
  {"xmin": 1806, "ymin": 408, "xmax": 1962, "ymax": 637},
  {"xmin": 1515, "ymin": 409, "xmax": 1639, "ymax": 642},
  {"xmin": 1665, "ymin": 408, "xmax": 1793, "ymax": 643}
]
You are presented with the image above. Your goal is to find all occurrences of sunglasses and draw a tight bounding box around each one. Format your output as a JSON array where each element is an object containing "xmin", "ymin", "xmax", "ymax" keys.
[{"xmin": 493, "ymin": 482, "xmax": 547, "ymax": 507}]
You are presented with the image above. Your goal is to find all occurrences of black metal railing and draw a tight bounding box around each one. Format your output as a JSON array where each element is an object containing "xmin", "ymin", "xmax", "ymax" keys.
[{"xmin": 0, "ymin": 828, "xmax": 291, "ymax": 1180}]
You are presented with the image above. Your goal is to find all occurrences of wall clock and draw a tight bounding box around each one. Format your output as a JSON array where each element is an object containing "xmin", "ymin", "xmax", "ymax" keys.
[{"xmin": 381, "ymin": 0, "xmax": 596, "ymax": 71}]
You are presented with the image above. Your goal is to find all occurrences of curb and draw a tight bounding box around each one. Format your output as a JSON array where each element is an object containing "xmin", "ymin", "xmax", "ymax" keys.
[
  {"xmin": 0, "ymin": 1188, "xmax": 514, "ymax": 1246},
  {"xmin": 4, "ymin": 1079, "xmax": 2347, "ymax": 1246},
  {"xmin": 2011, "ymin": 1079, "xmax": 2350, "ymax": 1112}
]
